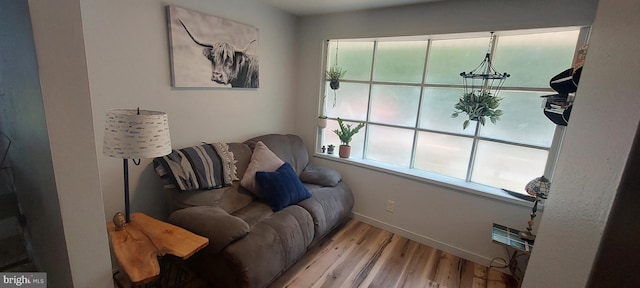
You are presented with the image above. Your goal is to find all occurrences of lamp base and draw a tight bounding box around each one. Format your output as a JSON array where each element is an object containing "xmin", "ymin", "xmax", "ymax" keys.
[{"xmin": 518, "ymin": 231, "xmax": 536, "ymax": 242}]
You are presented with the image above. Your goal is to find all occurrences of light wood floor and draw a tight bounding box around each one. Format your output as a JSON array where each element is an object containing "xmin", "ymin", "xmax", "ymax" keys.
[
  {"xmin": 128, "ymin": 219, "xmax": 517, "ymax": 288},
  {"xmin": 268, "ymin": 220, "xmax": 516, "ymax": 288}
]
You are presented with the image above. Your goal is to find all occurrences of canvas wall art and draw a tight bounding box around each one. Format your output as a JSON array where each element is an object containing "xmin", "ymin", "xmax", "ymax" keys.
[{"xmin": 167, "ymin": 6, "xmax": 259, "ymax": 88}]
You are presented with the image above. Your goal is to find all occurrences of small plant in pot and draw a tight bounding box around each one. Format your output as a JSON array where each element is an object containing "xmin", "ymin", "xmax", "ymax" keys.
[
  {"xmin": 317, "ymin": 115, "xmax": 328, "ymax": 129},
  {"xmin": 327, "ymin": 144, "xmax": 335, "ymax": 154},
  {"xmin": 452, "ymin": 90, "xmax": 503, "ymax": 129},
  {"xmin": 326, "ymin": 66, "xmax": 347, "ymax": 107},
  {"xmin": 326, "ymin": 66, "xmax": 347, "ymax": 90},
  {"xmin": 333, "ymin": 118, "xmax": 365, "ymax": 158}
]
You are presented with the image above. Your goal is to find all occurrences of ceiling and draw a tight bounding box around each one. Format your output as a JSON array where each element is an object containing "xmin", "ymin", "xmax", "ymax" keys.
[{"xmin": 255, "ymin": 0, "xmax": 442, "ymax": 16}]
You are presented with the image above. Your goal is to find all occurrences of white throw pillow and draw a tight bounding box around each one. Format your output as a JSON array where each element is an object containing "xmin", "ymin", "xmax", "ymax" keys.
[{"xmin": 240, "ymin": 141, "xmax": 284, "ymax": 198}]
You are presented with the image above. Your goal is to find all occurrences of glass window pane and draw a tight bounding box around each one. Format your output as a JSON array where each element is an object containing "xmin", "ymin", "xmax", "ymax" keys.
[
  {"xmin": 370, "ymin": 85, "xmax": 420, "ymax": 127},
  {"xmin": 366, "ymin": 125, "xmax": 413, "ymax": 167},
  {"xmin": 373, "ymin": 41, "xmax": 427, "ymax": 83},
  {"xmin": 324, "ymin": 119, "xmax": 366, "ymax": 158},
  {"xmin": 425, "ymin": 37, "xmax": 490, "ymax": 85},
  {"xmin": 479, "ymin": 90, "xmax": 556, "ymax": 147},
  {"xmin": 419, "ymin": 87, "xmax": 476, "ymax": 135},
  {"xmin": 493, "ymin": 30, "xmax": 580, "ymax": 88},
  {"xmin": 414, "ymin": 132, "xmax": 473, "ymax": 179},
  {"xmin": 472, "ymin": 141, "xmax": 548, "ymax": 192},
  {"xmin": 327, "ymin": 41, "xmax": 374, "ymax": 81},
  {"xmin": 325, "ymin": 82, "xmax": 369, "ymax": 121}
]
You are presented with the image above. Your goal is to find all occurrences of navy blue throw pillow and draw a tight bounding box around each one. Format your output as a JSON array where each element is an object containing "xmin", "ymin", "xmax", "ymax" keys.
[{"xmin": 255, "ymin": 162, "xmax": 311, "ymax": 211}]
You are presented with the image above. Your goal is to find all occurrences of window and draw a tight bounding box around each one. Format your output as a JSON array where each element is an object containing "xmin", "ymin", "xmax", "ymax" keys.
[{"xmin": 319, "ymin": 28, "xmax": 587, "ymax": 196}]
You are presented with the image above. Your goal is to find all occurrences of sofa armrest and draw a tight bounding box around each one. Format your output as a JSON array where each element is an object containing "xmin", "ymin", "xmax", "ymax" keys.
[
  {"xmin": 168, "ymin": 206, "xmax": 250, "ymax": 254},
  {"xmin": 299, "ymin": 163, "xmax": 342, "ymax": 187}
]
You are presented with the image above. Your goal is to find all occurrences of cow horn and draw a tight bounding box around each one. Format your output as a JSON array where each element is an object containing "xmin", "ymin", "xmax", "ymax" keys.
[
  {"xmin": 241, "ymin": 39, "xmax": 257, "ymax": 53},
  {"xmin": 178, "ymin": 19, "xmax": 213, "ymax": 48}
]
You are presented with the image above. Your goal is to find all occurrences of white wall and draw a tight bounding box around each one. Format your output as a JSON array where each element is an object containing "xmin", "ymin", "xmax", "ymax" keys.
[
  {"xmin": 294, "ymin": 0, "xmax": 598, "ymax": 266},
  {"xmin": 79, "ymin": 0, "xmax": 298, "ymax": 220},
  {"xmin": 25, "ymin": 0, "xmax": 114, "ymax": 287},
  {"xmin": 522, "ymin": 0, "xmax": 640, "ymax": 286}
]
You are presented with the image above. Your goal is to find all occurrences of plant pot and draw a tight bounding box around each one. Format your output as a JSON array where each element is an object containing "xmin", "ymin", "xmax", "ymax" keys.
[
  {"xmin": 339, "ymin": 145, "xmax": 351, "ymax": 158},
  {"xmin": 329, "ymin": 80, "xmax": 340, "ymax": 90},
  {"xmin": 317, "ymin": 118, "xmax": 327, "ymax": 129}
]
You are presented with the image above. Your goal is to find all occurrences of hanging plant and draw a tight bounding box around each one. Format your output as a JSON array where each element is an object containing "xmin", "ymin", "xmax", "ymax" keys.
[
  {"xmin": 326, "ymin": 66, "xmax": 347, "ymax": 90},
  {"xmin": 325, "ymin": 66, "xmax": 347, "ymax": 107},
  {"xmin": 452, "ymin": 90, "xmax": 503, "ymax": 129}
]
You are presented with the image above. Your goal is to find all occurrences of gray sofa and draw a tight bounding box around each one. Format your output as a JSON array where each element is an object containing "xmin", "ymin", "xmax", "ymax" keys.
[{"xmin": 159, "ymin": 134, "xmax": 354, "ymax": 288}]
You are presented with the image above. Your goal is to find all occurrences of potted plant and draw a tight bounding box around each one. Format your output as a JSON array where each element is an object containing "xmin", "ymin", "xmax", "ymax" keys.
[
  {"xmin": 317, "ymin": 115, "xmax": 328, "ymax": 129},
  {"xmin": 326, "ymin": 66, "xmax": 347, "ymax": 108},
  {"xmin": 452, "ymin": 90, "xmax": 503, "ymax": 129},
  {"xmin": 326, "ymin": 66, "xmax": 347, "ymax": 90},
  {"xmin": 333, "ymin": 118, "xmax": 365, "ymax": 158},
  {"xmin": 327, "ymin": 144, "xmax": 335, "ymax": 155}
]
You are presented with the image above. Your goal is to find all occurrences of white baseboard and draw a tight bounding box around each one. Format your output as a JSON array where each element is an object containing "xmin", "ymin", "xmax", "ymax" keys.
[{"xmin": 351, "ymin": 212, "xmax": 494, "ymax": 268}]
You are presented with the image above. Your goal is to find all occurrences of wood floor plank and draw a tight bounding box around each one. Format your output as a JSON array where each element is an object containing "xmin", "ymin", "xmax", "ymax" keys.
[
  {"xmin": 397, "ymin": 244, "xmax": 439, "ymax": 288},
  {"xmin": 197, "ymin": 219, "xmax": 516, "ymax": 288},
  {"xmin": 433, "ymin": 251, "xmax": 462, "ymax": 288},
  {"xmin": 271, "ymin": 221, "xmax": 371, "ymax": 288},
  {"xmin": 362, "ymin": 235, "xmax": 419, "ymax": 288},
  {"xmin": 317, "ymin": 228, "xmax": 393, "ymax": 288},
  {"xmin": 458, "ymin": 260, "xmax": 475, "ymax": 288}
]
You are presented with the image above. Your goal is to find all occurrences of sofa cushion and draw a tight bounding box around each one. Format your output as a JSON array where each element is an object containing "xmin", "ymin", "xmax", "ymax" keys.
[
  {"xmin": 222, "ymin": 205, "xmax": 314, "ymax": 288},
  {"xmin": 167, "ymin": 182, "xmax": 254, "ymax": 214},
  {"xmin": 298, "ymin": 182, "xmax": 354, "ymax": 245},
  {"xmin": 256, "ymin": 162, "xmax": 311, "ymax": 212},
  {"xmin": 168, "ymin": 206, "xmax": 250, "ymax": 254},
  {"xmin": 244, "ymin": 134, "xmax": 309, "ymax": 175},
  {"xmin": 300, "ymin": 163, "xmax": 342, "ymax": 187},
  {"xmin": 240, "ymin": 141, "xmax": 284, "ymax": 198}
]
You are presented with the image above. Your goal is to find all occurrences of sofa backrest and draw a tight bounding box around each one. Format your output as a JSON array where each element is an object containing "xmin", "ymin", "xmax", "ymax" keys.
[
  {"xmin": 162, "ymin": 134, "xmax": 311, "ymax": 215},
  {"xmin": 243, "ymin": 134, "xmax": 310, "ymax": 175}
]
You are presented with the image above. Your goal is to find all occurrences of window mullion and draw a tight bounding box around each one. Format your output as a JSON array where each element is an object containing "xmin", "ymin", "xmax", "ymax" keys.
[
  {"xmin": 411, "ymin": 39, "xmax": 432, "ymax": 169},
  {"xmin": 362, "ymin": 41, "xmax": 378, "ymax": 160}
]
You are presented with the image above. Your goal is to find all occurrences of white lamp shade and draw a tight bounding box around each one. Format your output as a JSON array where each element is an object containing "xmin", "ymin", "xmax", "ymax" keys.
[{"xmin": 103, "ymin": 109, "xmax": 172, "ymax": 159}]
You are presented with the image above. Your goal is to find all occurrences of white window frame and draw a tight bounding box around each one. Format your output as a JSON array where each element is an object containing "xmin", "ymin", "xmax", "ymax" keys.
[{"xmin": 316, "ymin": 27, "xmax": 591, "ymax": 204}]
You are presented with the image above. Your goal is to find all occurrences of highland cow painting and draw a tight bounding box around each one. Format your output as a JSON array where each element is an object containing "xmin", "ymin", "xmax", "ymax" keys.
[{"xmin": 167, "ymin": 6, "xmax": 259, "ymax": 88}]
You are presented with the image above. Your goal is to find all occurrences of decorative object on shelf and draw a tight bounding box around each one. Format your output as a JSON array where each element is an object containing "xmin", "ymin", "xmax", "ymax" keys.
[
  {"xmin": 103, "ymin": 108, "xmax": 172, "ymax": 223},
  {"xmin": 333, "ymin": 118, "xmax": 365, "ymax": 158},
  {"xmin": 327, "ymin": 144, "xmax": 335, "ymax": 155},
  {"xmin": 454, "ymin": 32, "xmax": 510, "ymax": 129},
  {"xmin": 542, "ymin": 45, "xmax": 588, "ymax": 126},
  {"xmin": 113, "ymin": 212, "xmax": 127, "ymax": 231},
  {"xmin": 317, "ymin": 115, "xmax": 328, "ymax": 129},
  {"xmin": 321, "ymin": 145, "xmax": 326, "ymax": 153},
  {"xmin": 518, "ymin": 176, "xmax": 551, "ymax": 241}
]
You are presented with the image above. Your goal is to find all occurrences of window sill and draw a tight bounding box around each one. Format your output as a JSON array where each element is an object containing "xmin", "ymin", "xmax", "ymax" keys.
[{"xmin": 313, "ymin": 153, "xmax": 536, "ymax": 209}]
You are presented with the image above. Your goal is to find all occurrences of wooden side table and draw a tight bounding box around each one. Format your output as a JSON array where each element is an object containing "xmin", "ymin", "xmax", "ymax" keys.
[
  {"xmin": 107, "ymin": 212, "xmax": 208, "ymax": 287},
  {"xmin": 491, "ymin": 223, "xmax": 534, "ymax": 287}
]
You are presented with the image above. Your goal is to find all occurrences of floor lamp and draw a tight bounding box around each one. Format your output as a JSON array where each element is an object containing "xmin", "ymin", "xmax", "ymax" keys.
[
  {"xmin": 518, "ymin": 176, "xmax": 551, "ymax": 241},
  {"xmin": 103, "ymin": 108, "xmax": 171, "ymax": 225}
]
